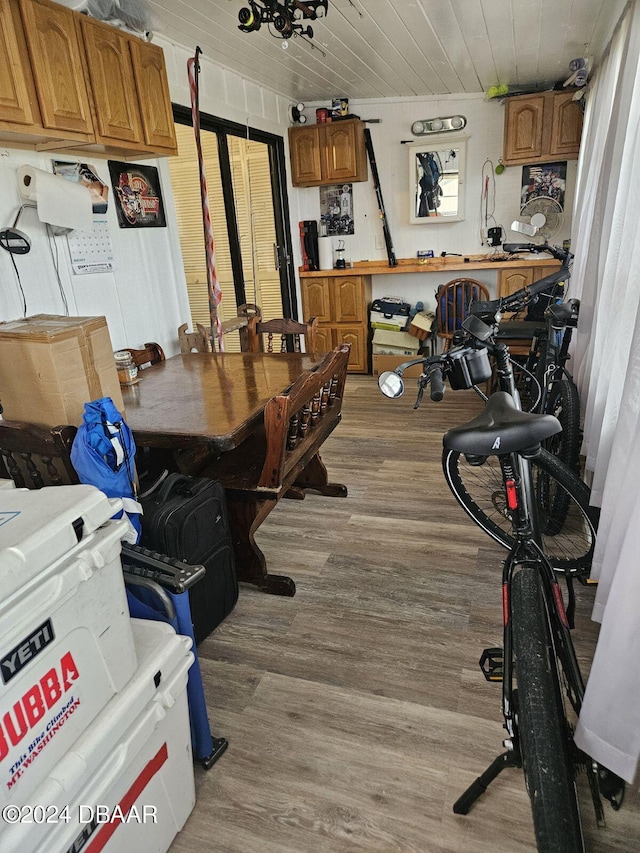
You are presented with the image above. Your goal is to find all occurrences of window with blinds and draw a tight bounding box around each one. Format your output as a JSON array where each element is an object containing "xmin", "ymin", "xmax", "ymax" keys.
[{"xmin": 168, "ymin": 122, "xmax": 284, "ymax": 352}]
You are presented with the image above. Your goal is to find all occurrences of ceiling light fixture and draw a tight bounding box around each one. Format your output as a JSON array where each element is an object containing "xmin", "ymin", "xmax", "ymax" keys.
[
  {"xmin": 411, "ymin": 115, "xmax": 467, "ymax": 136},
  {"xmin": 238, "ymin": 0, "xmax": 328, "ymax": 44}
]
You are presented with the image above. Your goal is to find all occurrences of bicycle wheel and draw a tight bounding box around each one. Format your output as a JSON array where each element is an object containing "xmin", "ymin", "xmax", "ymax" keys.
[
  {"xmin": 442, "ymin": 447, "xmax": 597, "ymax": 571},
  {"xmin": 543, "ymin": 378, "xmax": 581, "ymax": 472},
  {"xmin": 511, "ymin": 566, "xmax": 584, "ymax": 852}
]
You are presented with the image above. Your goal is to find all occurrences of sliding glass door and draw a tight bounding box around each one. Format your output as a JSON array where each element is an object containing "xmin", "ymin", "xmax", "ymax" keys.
[{"xmin": 169, "ymin": 108, "xmax": 296, "ymax": 351}]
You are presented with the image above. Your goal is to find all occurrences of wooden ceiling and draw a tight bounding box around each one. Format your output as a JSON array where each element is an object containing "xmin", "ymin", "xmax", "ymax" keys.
[{"xmin": 149, "ymin": 0, "xmax": 626, "ymax": 102}]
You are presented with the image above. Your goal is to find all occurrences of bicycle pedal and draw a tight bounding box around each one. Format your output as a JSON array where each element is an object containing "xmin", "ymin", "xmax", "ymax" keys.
[{"xmin": 479, "ymin": 647, "xmax": 504, "ymax": 682}]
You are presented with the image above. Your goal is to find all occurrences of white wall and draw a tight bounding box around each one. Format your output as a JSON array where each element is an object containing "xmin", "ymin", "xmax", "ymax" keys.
[
  {"xmin": 0, "ymin": 36, "xmax": 577, "ymax": 350},
  {"xmin": 0, "ymin": 148, "xmax": 190, "ymax": 354}
]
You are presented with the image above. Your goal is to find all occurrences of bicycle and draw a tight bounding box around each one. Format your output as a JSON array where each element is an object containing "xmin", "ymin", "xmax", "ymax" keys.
[
  {"xmin": 378, "ymin": 353, "xmax": 625, "ymax": 853},
  {"xmin": 472, "ymin": 238, "xmax": 581, "ymax": 472},
  {"xmin": 422, "ymin": 314, "xmax": 595, "ymax": 583}
]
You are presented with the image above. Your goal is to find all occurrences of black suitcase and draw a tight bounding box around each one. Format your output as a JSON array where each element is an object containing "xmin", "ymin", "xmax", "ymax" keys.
[{"xmin": 139, "ymin": 473, "xmax": 238, "ymax": 644}]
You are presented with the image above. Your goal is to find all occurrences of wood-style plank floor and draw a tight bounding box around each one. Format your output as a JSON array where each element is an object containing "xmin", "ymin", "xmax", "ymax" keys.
[{"xmin": 170, "ymin": 376, "xmax": 639, "ymax": 853}]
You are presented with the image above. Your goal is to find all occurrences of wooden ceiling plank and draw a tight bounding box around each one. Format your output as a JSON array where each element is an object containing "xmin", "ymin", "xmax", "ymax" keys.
[{"xmin": 150, "ymin": 0, "xmax": 389, "ymax": 101}]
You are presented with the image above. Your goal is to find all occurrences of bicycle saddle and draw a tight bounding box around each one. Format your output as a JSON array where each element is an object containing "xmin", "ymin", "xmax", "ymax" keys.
[{"xmin": 443, "ymin": 391, "xmax": 561, "ymax": 456}]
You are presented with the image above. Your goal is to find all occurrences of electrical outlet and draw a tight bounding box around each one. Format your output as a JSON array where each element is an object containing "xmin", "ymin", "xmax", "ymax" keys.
[{"xmin": 374, "ymin": 235, "xmax": 385, "ymax": 250}]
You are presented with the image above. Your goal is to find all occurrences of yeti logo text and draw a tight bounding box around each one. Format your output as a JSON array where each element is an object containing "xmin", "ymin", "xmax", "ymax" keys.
[{"xmin": 492, "ymin": 436, "xmax": 501, "ymax": 450}]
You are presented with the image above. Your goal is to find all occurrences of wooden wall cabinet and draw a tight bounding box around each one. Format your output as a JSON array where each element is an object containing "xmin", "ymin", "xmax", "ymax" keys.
[
  {"xmin": 19, "ymin": 0, "xmax": 94, "ymax": 137},
  {"xmin": 300, "ymin": 274, "xmax": 370, "ymax": 373},
  {"xmin": 503, "ymin": 90, "xmax": 583, "ymax": 165},
  {"xmin": 0, "ymin": 0, "xmax": 176, "ymax": 157},
  {"xmin": 0, "ymin": 0, "xmax": 35, "ymax": 128},
  {"xmin": 289, "ymin": 119, "xmax": 368, "ymax": 187}
]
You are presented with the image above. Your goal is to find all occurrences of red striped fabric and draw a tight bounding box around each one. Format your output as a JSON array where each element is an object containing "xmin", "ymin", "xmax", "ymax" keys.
[{"xmin": 187, "ymin": 47, "xmax": 224, "ymax": 351}]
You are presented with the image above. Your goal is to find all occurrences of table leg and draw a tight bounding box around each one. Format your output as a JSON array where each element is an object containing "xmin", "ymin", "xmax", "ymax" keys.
[
  {"xmin": 292, "ymin": 452, "xmax": 348, "ymax": 498},
  {"xmin": 226, "ymin": 494, "xmax": 296, "ymax": 596}
]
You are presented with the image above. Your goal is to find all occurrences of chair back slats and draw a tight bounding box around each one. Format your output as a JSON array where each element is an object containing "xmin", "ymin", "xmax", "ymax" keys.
[
  {"xmin": 436, "ymin": 278, "xmax": 490, "ymax": 349},
  {"xmin": 0, "ymin": 421, "xmax": 79, "ymax": 489},
  {"xmin": 247, "ymin": 317, "xmax": 319, "ymax": 356}
]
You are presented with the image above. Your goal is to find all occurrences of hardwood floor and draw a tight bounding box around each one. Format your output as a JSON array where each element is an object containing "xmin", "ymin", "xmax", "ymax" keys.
[{"xmin": 170, "ymin": 376, "xmax": 639, "ymax": 853}]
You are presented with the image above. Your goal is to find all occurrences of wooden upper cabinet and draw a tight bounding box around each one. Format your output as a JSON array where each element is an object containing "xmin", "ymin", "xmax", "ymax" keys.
[
  {"xmin": 19, "ymin": 0, "xmax": 93, "ymax": 136},
  {"xmin": 503, "ymin": 90, "xmax": 583, "ymax": 165},
  {"xmin": 323, "ymin": 121, "xmax": 367, "ymax": 184},
  {"xmin": 80, "ymin": 16, "xmax": 142, "ymax": 144},
  {"xmin": 289, "ymin": 119, "xmax": 368, "ymax": 187},
  {"xmin": 289, "ymin": 125, "xmax": 323, "ymax": 185},
  {"xmin": 549, "ymin": 91, "xmax": 583, "ymax": 157},
  {"xmin": 1, "ymin": 0, "xmax": 175, "ymax": 156},
  {"xmin": 504, "ymin": 94, "xmax": 545, "ymax": 163},
  {"xmin": 0, "ymin": 0, "xmax": 33, "ymax": 126},
  {"xmin": 129, "ymin": 39, "xmax": 177, "ymax": 153}
]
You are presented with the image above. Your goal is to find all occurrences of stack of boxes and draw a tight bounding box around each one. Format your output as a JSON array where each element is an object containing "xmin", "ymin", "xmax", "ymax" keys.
[
  {"xmin": 371, "ymin": 297, "xmax": 435, "ymax": 377},
  {"xmin": 0, "ymin": 482, "xmax": 196, "ymax": 852}
]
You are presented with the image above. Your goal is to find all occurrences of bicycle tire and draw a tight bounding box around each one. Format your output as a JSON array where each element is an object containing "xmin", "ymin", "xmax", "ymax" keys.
[
  {"xmin": 543, "ymin": 378, "xmax": 581, "ymax": 473},
  {"xmin": 442, "ymin": 447, "xmax": 597, "ymax": 571},
  {"xmin": 511, "ymin": 566, "xmax": 584, "ymax": 852}
]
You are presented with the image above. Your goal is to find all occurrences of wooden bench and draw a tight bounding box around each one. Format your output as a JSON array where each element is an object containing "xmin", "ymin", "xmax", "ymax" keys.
[{"xmin": 200, "ymin": 343, "xmax": 350, "ymax": 594}]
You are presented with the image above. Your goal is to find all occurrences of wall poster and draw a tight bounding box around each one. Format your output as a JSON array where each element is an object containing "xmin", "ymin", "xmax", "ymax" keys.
[
  {"xmin": 108, "ymin": 161, "xmax": 167, "ymax": 228},
  {"xmin": 319, "ymin": 183, "xmax": 354, "ymax": 235},
  {"xmin": 521, "ymin": 162, "xmax": 567, "ymax": 211}
]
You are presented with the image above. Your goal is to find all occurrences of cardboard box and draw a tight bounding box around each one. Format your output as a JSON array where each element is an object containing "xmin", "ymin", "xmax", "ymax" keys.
[
  {"xmin": 372, "ymin": 328, "xmax": 420, "ymax": 356},
  {"xmin": 408, "ymin": 310, "xmax": 436, "ymax": 341},
  {"xmin": 372, "ymin": 354, "xmax": 425, "ymax": 378},
  {"xmin": 0, "ymin": 315, "xmax": 124, "ymax": 427}
]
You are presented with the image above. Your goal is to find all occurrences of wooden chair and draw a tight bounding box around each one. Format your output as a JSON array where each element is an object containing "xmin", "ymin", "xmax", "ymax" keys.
[
  {"xmin": 120, "ymin": 342, "xmax": 165, "ymax": 368},
  {"xmin": 246, "ymin": 316, "xmax": 319, "ymax": 355},
  {"xmin": 0, "ymin": 419, "xmax": 79, "ymax": 488},
  {"xmin": 178, "ymin": 323, "xmax": 212, "ymax": 353},
  {"xmin": 435, "ymin": 278, "xmax": 490, "ymax": 350},
  {"xmin": 181, "ymin": 305, "xmax": 263, "ymax": 353}
]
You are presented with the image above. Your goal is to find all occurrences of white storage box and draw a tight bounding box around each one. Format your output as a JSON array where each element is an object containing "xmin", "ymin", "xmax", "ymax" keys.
[
  {"xmin": 0, "ymin": 485, "xmax": 136, "ymax": 807},
  {"xmin": 1, "ymin": 620, "xmax": 196, "ymax": 853}
]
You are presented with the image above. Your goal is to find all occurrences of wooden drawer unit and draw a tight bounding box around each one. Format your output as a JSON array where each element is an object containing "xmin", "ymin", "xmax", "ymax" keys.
[{"xmin": 300, "ymin": 274, "xmax": 371, "ymax": 373}]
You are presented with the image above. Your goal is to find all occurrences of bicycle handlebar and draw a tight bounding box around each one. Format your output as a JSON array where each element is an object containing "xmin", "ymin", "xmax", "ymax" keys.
[
  {"xmin": 428, "ymin": 365, "xmax": 445, "ymax": 402},
  {"xmin": 503, "ymin": 242, "xmax": 572, "ymax": 264}
]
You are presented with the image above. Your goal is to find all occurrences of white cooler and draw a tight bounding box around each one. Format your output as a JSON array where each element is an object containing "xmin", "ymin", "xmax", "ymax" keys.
[
  {"xmin": 1, "ymin": 619, "xmax": 196, "ymax": 853},
  {"xmin": 0, "ymin": 486, "xmax": 136, "ymax": 807}
]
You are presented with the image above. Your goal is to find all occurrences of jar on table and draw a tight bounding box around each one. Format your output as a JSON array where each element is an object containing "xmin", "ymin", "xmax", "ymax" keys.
[{"xmin": 114, "ymin": 350, "xmax": 139, "ymax": 386}]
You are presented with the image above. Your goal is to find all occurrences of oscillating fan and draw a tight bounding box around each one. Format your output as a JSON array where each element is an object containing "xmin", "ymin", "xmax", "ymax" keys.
[{"xmin": 519, "ymin": 196, "xmax": 563, "ymax": 240}]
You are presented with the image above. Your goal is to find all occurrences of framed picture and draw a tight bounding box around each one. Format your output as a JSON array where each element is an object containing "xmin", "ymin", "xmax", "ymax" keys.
[
  {"xmin": 521, "ymin": 162, "xmax": 567, "ymax": 211},
  {"xmin": 108, "ymin": 161, "xmax": 166, "ymax": 228}
]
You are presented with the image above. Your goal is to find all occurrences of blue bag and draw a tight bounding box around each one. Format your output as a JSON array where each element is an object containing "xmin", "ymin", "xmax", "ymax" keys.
[{"xmin": 70, "ymin": 397, "xmax": 142, "ymax": 541}]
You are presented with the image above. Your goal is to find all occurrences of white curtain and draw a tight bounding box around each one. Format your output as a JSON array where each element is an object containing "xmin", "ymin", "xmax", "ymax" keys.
[{"xmin": 571, "ymin": 0, "xmax": 640, "ymax": 784}]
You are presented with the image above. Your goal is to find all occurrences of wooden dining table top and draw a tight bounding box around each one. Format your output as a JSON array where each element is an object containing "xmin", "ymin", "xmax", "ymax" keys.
[{"xmin": 121, "ymin": 351, "xmax": 330, "ymax": 452}]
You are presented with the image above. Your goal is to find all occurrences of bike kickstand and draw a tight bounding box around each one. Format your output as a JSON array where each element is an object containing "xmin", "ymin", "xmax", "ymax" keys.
[{"xmin": 453, "ymin": 751, "xmax": 520, "ymax": 814}]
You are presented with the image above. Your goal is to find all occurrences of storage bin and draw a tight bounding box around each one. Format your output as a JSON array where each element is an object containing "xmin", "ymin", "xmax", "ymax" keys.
[
  {"xmin": 1, "ymin": 619, "xmax": 195, "ymax": 853},
  {"xmin": 0, "ymin": 485, "xmax": 136, "ymax": 806}
]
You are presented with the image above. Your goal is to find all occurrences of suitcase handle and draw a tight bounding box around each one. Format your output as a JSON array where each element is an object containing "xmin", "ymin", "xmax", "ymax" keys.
[{"xmin": 154, "ymin": 471, "xmax": 194, "ymax": 503}]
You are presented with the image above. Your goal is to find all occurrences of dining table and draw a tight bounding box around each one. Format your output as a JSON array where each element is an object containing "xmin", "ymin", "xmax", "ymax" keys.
[{"xmin": 121, "ymin": 345, "xmax": 350, "ymax": 596}]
